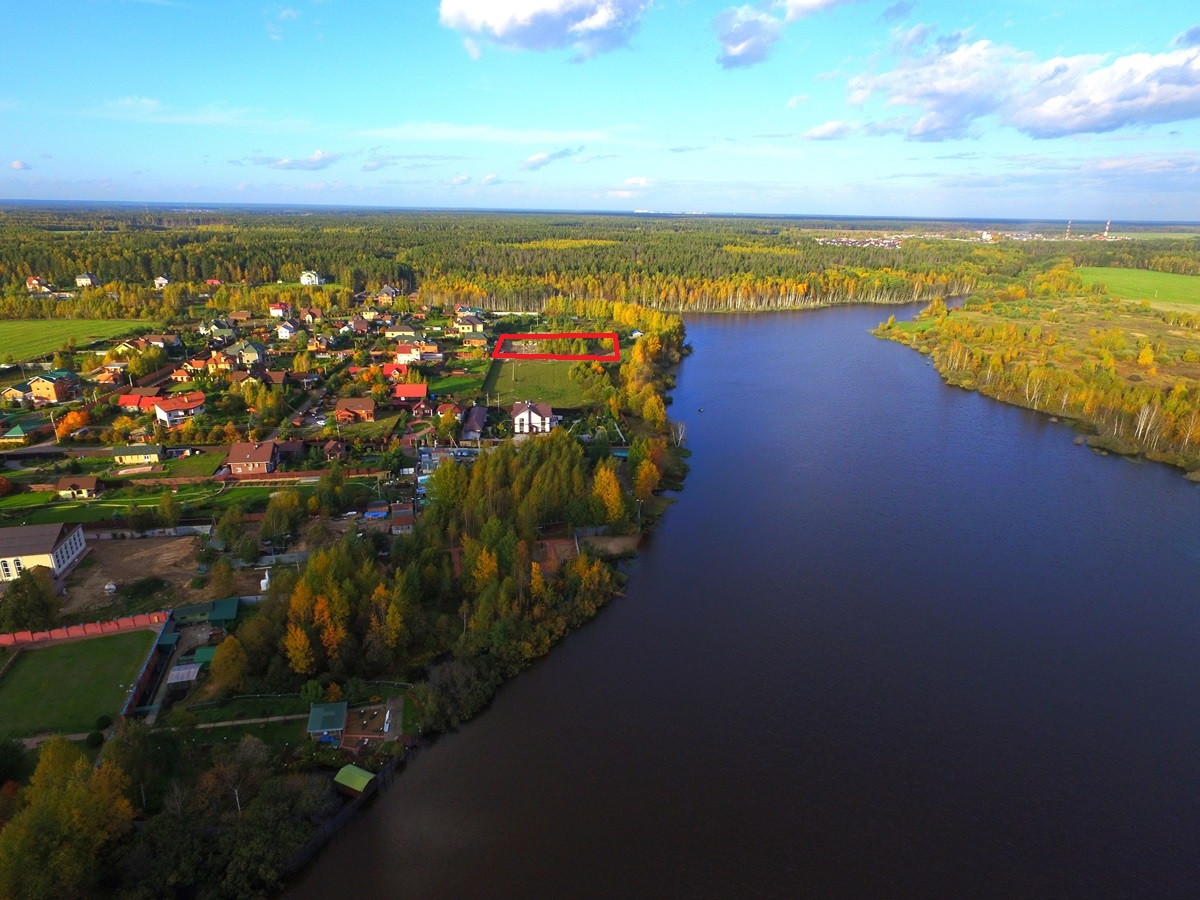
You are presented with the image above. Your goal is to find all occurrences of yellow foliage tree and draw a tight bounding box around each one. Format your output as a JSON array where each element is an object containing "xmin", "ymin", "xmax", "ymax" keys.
[
  {"xmin": 284, "ymin": 623, "xmax": 315, "ymax": 675},
  {"xmin": 593, "ymin": 463, "xmax": 625, "ymax": 524},
  {"xmin": 634, "ymin": 459, "xmax": 661, "ymax": 504}
]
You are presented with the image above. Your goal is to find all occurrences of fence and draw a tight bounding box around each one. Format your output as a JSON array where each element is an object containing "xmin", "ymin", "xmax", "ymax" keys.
[
  {"xmin": 0, "ymin": 611, "xmax": 169, "ymax": 647},
  {"xmin": 280, "ymin": 757, "xmax": 401, "ymax": 880}
]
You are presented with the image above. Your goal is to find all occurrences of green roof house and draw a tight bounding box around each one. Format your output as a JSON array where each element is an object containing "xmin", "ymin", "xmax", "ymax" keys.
[
  {"xmin": 334, "ymin": 764, "xmax": 375, "ymax": 796},
  {"xmin": 306, "ymin": 701, "xmax": 348, "ymax": 743}
]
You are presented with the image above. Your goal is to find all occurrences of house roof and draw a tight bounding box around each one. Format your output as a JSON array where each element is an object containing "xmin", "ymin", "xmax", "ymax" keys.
[
  {"xmin": 167, "ymin": 663, "xmax": 200, "ymax": 685},
  {"xmin": 513, "ymin": 401, "xmax": 554, "ymax": 418},
  {"xmin": 154, "ymin": 391, "xmax": 206, "ymax": 413},
  {"xmin": 55, "ymin": 476, "xmax": 99, "ymax": 492},
  {"xmin": 335, "ymin": 397, "xmax": 375, "ymax": 412},
  {"xmin": 111, "ymin": 444, "xmax": 163, "ymax": 457},
  {"xmin": 191, "ymin": 645, "xmax": 217, "ymax": 665},
  {"xmin": 3, "ymin": 381, "xmax": 32, "ymax": 395},
  {"xmin": 392, "ymin": 383, "xmax": 428, "ymax": 400},
  {"xmin": 307, "ymin": 701, "xmax": 348, "ymax": 734},
  {"xmin": 334, "ymin": 764, "xmax": 375, "ymax": 793},
  {"xmin": 226, "ymin": 441, "xmax": 277, "ymax": 465},
  {"xmin": 0, "ymin": 523, "xmax": 77, "ymax": 558},
  {"xmin": 209, "ymin": 596, "xmax": 239, "ymax": 623}
]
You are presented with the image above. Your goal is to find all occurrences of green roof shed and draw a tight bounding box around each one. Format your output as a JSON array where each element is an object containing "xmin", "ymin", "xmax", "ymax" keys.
[
  {"xmin": 334, "ymin": 764, "xmax": 375, "ymax": 795},
  {"xmin": 307, "ymin": 701, "xmax": 348, "ymax": 738}
]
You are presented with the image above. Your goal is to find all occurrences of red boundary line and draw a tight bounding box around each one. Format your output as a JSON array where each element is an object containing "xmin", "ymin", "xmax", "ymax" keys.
[{"xmin": 492, "ymin": 332, "xmax": 621, "ymax": 362}]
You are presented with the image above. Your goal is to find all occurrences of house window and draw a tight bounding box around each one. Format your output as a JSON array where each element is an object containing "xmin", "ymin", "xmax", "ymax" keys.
[
  {"xmin": 0, "ymin": 561, "xmax": 9, "ymax": 580},
  {"xmin": 12, "ymin": 559, "xmax": 22, "ymax": 575}
]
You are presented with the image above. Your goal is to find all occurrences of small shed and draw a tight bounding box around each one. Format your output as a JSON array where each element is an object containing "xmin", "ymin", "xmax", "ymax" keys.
[
  {"xmin": 307, "ymin": 701, "xmax": 348, "ymax": 743},
  {"xmin": 208, "ymin": 596, "xmax": 239, "ymax": 629},
  {"xmin": 166, "ymin": 663, "xmax": 201, "ymax": 690},
  {"xmin": 334, "ymin": 764, "xmax": 376, "ymax": 796},
  {"xmin": 190, "ymin": 645, "xmax": 217, "ymax": 666}
]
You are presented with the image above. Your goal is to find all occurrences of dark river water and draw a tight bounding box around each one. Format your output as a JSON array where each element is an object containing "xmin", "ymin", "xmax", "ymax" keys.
[{"xmin": 294, "ymin": 306, "xmax": 1200, "ymax": 898}]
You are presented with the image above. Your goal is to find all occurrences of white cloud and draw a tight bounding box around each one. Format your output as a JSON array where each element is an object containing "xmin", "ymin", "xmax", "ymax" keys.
[
  {"xmin": 481, "ymin": 173, "xmax": 500, "ymax": 185},
  {"xmin": 360, "ymin": 121, "xmax": 607, "ymax": 144},
  {"xmin": 464, "ymin": 37, "xmax": 483, "ymax": 59},
  {"xmin": 9, "ymin": 160, "xmax": 29, "ymax": 171},
  {"xmin": 803, "ymin": 120, "xmax": 855, "ymax": 140},
  {"xmin": 624, "ymin": 176, "xmax": 650, "ymax": 186},
  {"xmin": 785, "ymin": 94, "xmax": 809, "ymax": 108},
  {"xmin": 714, "ymin": 6, "xmax": 785, "ymax": 68},
  {"xmin": 1174, "ymin": 25, "xmax": 1200, "ymax": 48},
  {"xmin": 847, "ymin": 35, "xmax": 1200, "ymax": 140},
  {"xmin": 439, "ymin": 0, "xmax": 650, "ymax": 58},
  {"xmin": 241, "ymin": 149, "xmax": 341, "ymax": 170},
  {"xmin": 278, "ymin": 7, "xmax": 300, "ymax": 20},
  {"xmin": 520, "ymin": 146, "xmax": 583, "ymax": 170},
  {"xmin": 780, "ymin": 0, "xmax": 862, "ymax": 22},
  {"xmin": 607, "ymin": 189, "xmax": 636, "ymax": 198},
  {"xmin": 449, "ymin": 174, "xmax": 472, "ymax": 185}
]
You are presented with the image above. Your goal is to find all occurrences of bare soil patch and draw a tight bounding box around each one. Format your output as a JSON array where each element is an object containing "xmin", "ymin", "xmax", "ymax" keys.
[{"xmin": 64, "ymin": 536, "xmax": 202, "ymax": 618}]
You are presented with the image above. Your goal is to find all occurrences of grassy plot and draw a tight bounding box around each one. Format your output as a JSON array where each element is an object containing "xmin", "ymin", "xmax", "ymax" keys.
[
  {"xmin": 429, "ymin": 359, "xmax": 491, "ymax": 398},
  {"xmin": 0, "ymin": 631, "xmax": 155, "ymax": 738},
  {"xmin": 0, "ymin": 320, "xmax": 150, "ymax": 363},
  {"xmin": 1078, "ymin": 267, "xmax": 1200, "ymax": 311},
  {"xmin": 481, "ymin": 359, "xmax": 591, "ymax": 407}
]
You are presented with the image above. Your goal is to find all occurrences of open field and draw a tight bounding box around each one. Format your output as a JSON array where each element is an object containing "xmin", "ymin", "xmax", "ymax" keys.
[
  {"xmin": 1078, "ymin": 267, "xmax": 1200, "ymax": 312},
  {"xmin": 0, "ymin": 320, "xmax": 149, "ymax": 363},
  {"xmin": 64, "ymin": 535, "xmax": 202, "ymax": 619},
  {"xmin": 429, "ymin": 359, "xmax": 491, "ymax": 398},
  {"xmin": 481, "ymin": 359, "xmax": 590, "ymax": 407},
  {"xmin": 0, "ymin": 631, "xmax": 155, "ymax": 738},
  {"xmin": 0, "ymin": 482, "xmax": 280, "ymax": 525}
]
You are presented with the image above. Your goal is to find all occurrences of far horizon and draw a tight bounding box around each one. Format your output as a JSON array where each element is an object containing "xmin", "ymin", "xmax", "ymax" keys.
[
  {"xmin": 2, "ymin": 200, "xmax": 1199, "ymax": 230},
  {"xmin": 2, "ymin": 1, "xmax": 1197, "ymax": 220}
]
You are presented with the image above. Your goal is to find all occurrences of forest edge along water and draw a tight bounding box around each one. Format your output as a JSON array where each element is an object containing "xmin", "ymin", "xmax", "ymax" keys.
[{"xmin": 292, "ymin": 303, "xmax": 1200, "ymax": 897}]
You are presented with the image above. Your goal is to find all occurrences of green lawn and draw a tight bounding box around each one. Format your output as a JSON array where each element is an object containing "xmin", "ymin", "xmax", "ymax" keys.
[
  {"xmin": 335, "ymin": 411, "xmax": 404, "ymax": 440},
  {"xmin": 1078, "ymin": 267, "xmax": 1200, "ymax": 312},
  {"xmin": 481, "ymin": 359, "xmax": 591, "ymax": 407},
  {"xmin": 0, "ymin": 320, "xmax": 150, "ymax": 364},
  {"xmin": 429, "ymin": 361, "xmax": 491, "ymax": 399},
  {"xmin": 125, "ymin": 451, "xmax": 222, "ymax": 480},
  {"xmin": 0, "ymin": 632, "xmax": 155, "ymax": 738}
]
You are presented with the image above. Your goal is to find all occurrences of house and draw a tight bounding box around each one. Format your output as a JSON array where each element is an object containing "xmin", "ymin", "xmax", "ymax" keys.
[
  {"xmin": 206, "ymin": 351, "xmax": 235, "ymax": 373},
  {"xmin": 376, "ymin": 284, "xmax": 401, "ymax": 303},
  {"xmin": 512, "ymin": 401, "xmax": 561, "ymax": 434},
  {"xmin": 111, "ymin": 444, "xmax": 163, "ymax": 465},
  {"xmin": 324, "ymin": 439, "xmax": 347, "ymax": 461},
  {"xmin": 169, "ymin": 368, "xmax": 192, "ymax": 383},
  {"xmin": 143, "ymin": 334, "xmax": 182, "ymax": 351},
  {"xmin": 117, "ymin": 387, "xmax": 162, "ymax": 412},
  {"xmin": 183, "ymin": 355, "xmax": 211, "ymax": 376},
  {"xmin": 277, "ymin": 320, "xmax": 301, "ymax": 341},
  {"xmin": 26, "ymin": 276, "xmax": 52, "ymax": 294},
  {"xmin": 392, "ymin": 383, "xmax": 429, "ymax": 404},
  {"xmin": 306, "ymin": 701, "xmax": 347, "ymax": 743},
  {"xmin": 302, "ymin": 308, "xmax": 323, "ymax": 326},
  {"xmin": 462, "ymin": 337, "xmax": 488, "ymax": 350},
  {"xmin": 454, "ymin": 304, "xmax": 485, "ymax": 318},
  {"xmin": 226, "ymin": 440, "xmax": 279, "ymax": 476},
  {"xmin": 1, "ymin": 382, "xmax": 31, "ymax": 404},
  {"xmin": 437, "ymin": 402, "xmax": 463, "ymax": 422},
  {"xmin": 334, "ymin": 397, "xmax": 376, "ymax": 423},
  {"xmin": 299, "ymin": 271, "xmax": 324, "ymax": 287},
  {"xmin": 28, "ymin": 371, "xmax": 80, "ymax": 404},
  {"xmin": 75, "ymin": 273, "xmax": 99, "ymax": 288},
  {"xmin": 348, "ymin": 316, "xmax": 370, "ymax": 336},
  {"xmin": 384, "ymin": 324, "xmax": 417, "ymax": 340},
  {"xmin": 0, "ymin": 523, "xmax": 87, "ymax": 583},
  {"xmin": 1, "ymin": 419, "xmax": 49, "ymax": 441},
  {"xmin": 154, "ymin": 276, "xmax": 169, "ymax": 289},
  {"xmin": 229, "ymin": 310, "xmax": 253, "ymax": 322},
  {"xmin": 205, "ymin": 278, "xmax": 222, "ymax": 287},
  {"xmin": 153, "ymin": 391, "xmax": 206, "ymax": 427},
  {"xmin": 55, "ymin": 476, "xmax": 101, "ymax": 500},
  {"xmin": 461, "ymin": 405, "xmax": 488, "ymax": 441},
  {"xmin": 268, "ymin": 302, "xmax": 291, "ymax": 319},
  {"xmin": 334, "ymin": 765, "xmax": 376, "ymax": 797},
  {"xmin": 456, "ymin": 315, "xmax": 486, "ymax": 334},
  {"xmin": 390, "ymin": 506, "xmax": 416, "ymax": 535},
  {"xmin": 394, "ymin": 343, "xmax": 421, "ymax": 365},
  {"xmin": 200, "ymin": 319, "xmax": 237, "ymax": 340},
  {"xmin": 409, "ymin": 399, "xmax": 432, "ymax": 420},
  {"xmin": 227, "ymin": 340, "xmax": 267, "ymax": 367}
]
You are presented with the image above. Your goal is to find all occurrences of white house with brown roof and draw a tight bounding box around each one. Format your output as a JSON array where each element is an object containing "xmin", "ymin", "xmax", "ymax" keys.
[
  {"xmin": 512, "ymin": 401, "xmax": 561, "ymax": 434},
  {"xmin": 153, "ymin": 391, "xmax": 206, "ymax": 427},
  {"xmin": 0, "ymin": 523, "xmax": 86, "ymax": 583},
  {"xmin": 226, "ymin": 440, "xmax": 279, "ymax": 476}
]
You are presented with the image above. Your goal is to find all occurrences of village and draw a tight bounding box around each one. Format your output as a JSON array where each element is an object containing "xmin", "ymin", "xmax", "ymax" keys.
[{"xmin": 0, "ymin": 270, "xmax": 646, "ymax": 814}]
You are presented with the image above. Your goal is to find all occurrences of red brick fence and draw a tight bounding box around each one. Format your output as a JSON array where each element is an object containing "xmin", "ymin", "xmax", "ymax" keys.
[{"xmin": 0, "ymin": 611, "xmax": 169, "ymax": 648}]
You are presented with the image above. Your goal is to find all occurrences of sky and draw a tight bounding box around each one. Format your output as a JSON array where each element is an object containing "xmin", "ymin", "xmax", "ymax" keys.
[{"xmin": 1, "ymin": 0, "xmax": 1198, "ymax": 220}]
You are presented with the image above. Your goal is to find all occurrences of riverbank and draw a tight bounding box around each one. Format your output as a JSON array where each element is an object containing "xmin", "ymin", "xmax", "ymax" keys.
[{"xmin": 875, "ymin": 284, "xmax": 1200, "ymax": 479}]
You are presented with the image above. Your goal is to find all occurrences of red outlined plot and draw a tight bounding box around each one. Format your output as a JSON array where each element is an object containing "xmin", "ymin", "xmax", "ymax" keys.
[{"xmin": 492, "ymin": 332, "xmax": 621, "ymax": 362}]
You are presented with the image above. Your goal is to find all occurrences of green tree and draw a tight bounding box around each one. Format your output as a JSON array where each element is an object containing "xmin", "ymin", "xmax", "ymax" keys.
[
  {"xmin": 157, "ymin": 490, "xmax": 182, "ymax": 528},
  {"xmin": 207, "ymin": 557, "xmax": 234, "ymax": 600},
  {"xmin": 0, "ymin": 567, "xmax": 58, "ymax": 632}
]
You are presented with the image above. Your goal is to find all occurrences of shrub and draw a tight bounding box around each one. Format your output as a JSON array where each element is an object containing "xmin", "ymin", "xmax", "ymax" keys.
[
  {"xmin": 94, "ymin": 715, "xmax": 113, "ymax": 731},
  {"xmin": 85, "ymin": 731, "xmax": 104, "ymax": 748}
]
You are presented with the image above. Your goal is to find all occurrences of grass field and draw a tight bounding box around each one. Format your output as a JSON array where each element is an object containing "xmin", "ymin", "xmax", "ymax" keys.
[
  {"xmin": 0, "ymin": 320, "xmax": 149, "ymax": 363},
  {"xmin": 481, "ymin": 359, "xmax": 590, "ymax": 407},
  {"xmin": 429, "ymin": 359, "xmax": 491, "ymax": 398},
  {"xmin": 1078, "ymin": 267, "xmax": 1200, "ymax": 312},
  {"xmin": 0, "ymin": 482, "xmax": 279, "ymax": 525},
  {"xmin": 0, "ymin": 631, "xmax": 155, "ymax": 737}
]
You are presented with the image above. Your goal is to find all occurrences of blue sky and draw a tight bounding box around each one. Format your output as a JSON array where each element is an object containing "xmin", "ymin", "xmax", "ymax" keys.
[{"xmin": 2, "ymin": 0, "xmax": 1198, "ymax": 219}]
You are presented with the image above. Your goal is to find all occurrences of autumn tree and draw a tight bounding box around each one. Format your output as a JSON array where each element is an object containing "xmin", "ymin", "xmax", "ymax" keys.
[
  {"xmin": 634, "ymin": 459, "xmax": 661, "ymax": 504},
  {"xmin": 284, "ymin": 623, "xmax": 316, "ymax": 675},
  {"xmin": 211, "ymin": 636, "xmax": 249, "ymax": 692},
  {"xmin": 54, "ymin": 409, "xmax": 90, "ymax": 440},
  {"xmin": 592, "ymin": 462, "xmax": 625, "ymax": 524}
]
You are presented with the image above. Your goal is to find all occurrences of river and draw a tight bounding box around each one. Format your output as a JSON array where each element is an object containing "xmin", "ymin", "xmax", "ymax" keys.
[{"xmin": 294, "ymin": 305, "xmax": 1200, "ymax": 897}]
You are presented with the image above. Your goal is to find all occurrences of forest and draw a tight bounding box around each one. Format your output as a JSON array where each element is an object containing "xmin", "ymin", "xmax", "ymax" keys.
[
  {"xmin": 876, "ymin": 261, "xmax": 1200, "ymax": 473},
  {"xmin": 5, "ymin": 206, "xmax": 1194, "ymax": 318}
]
